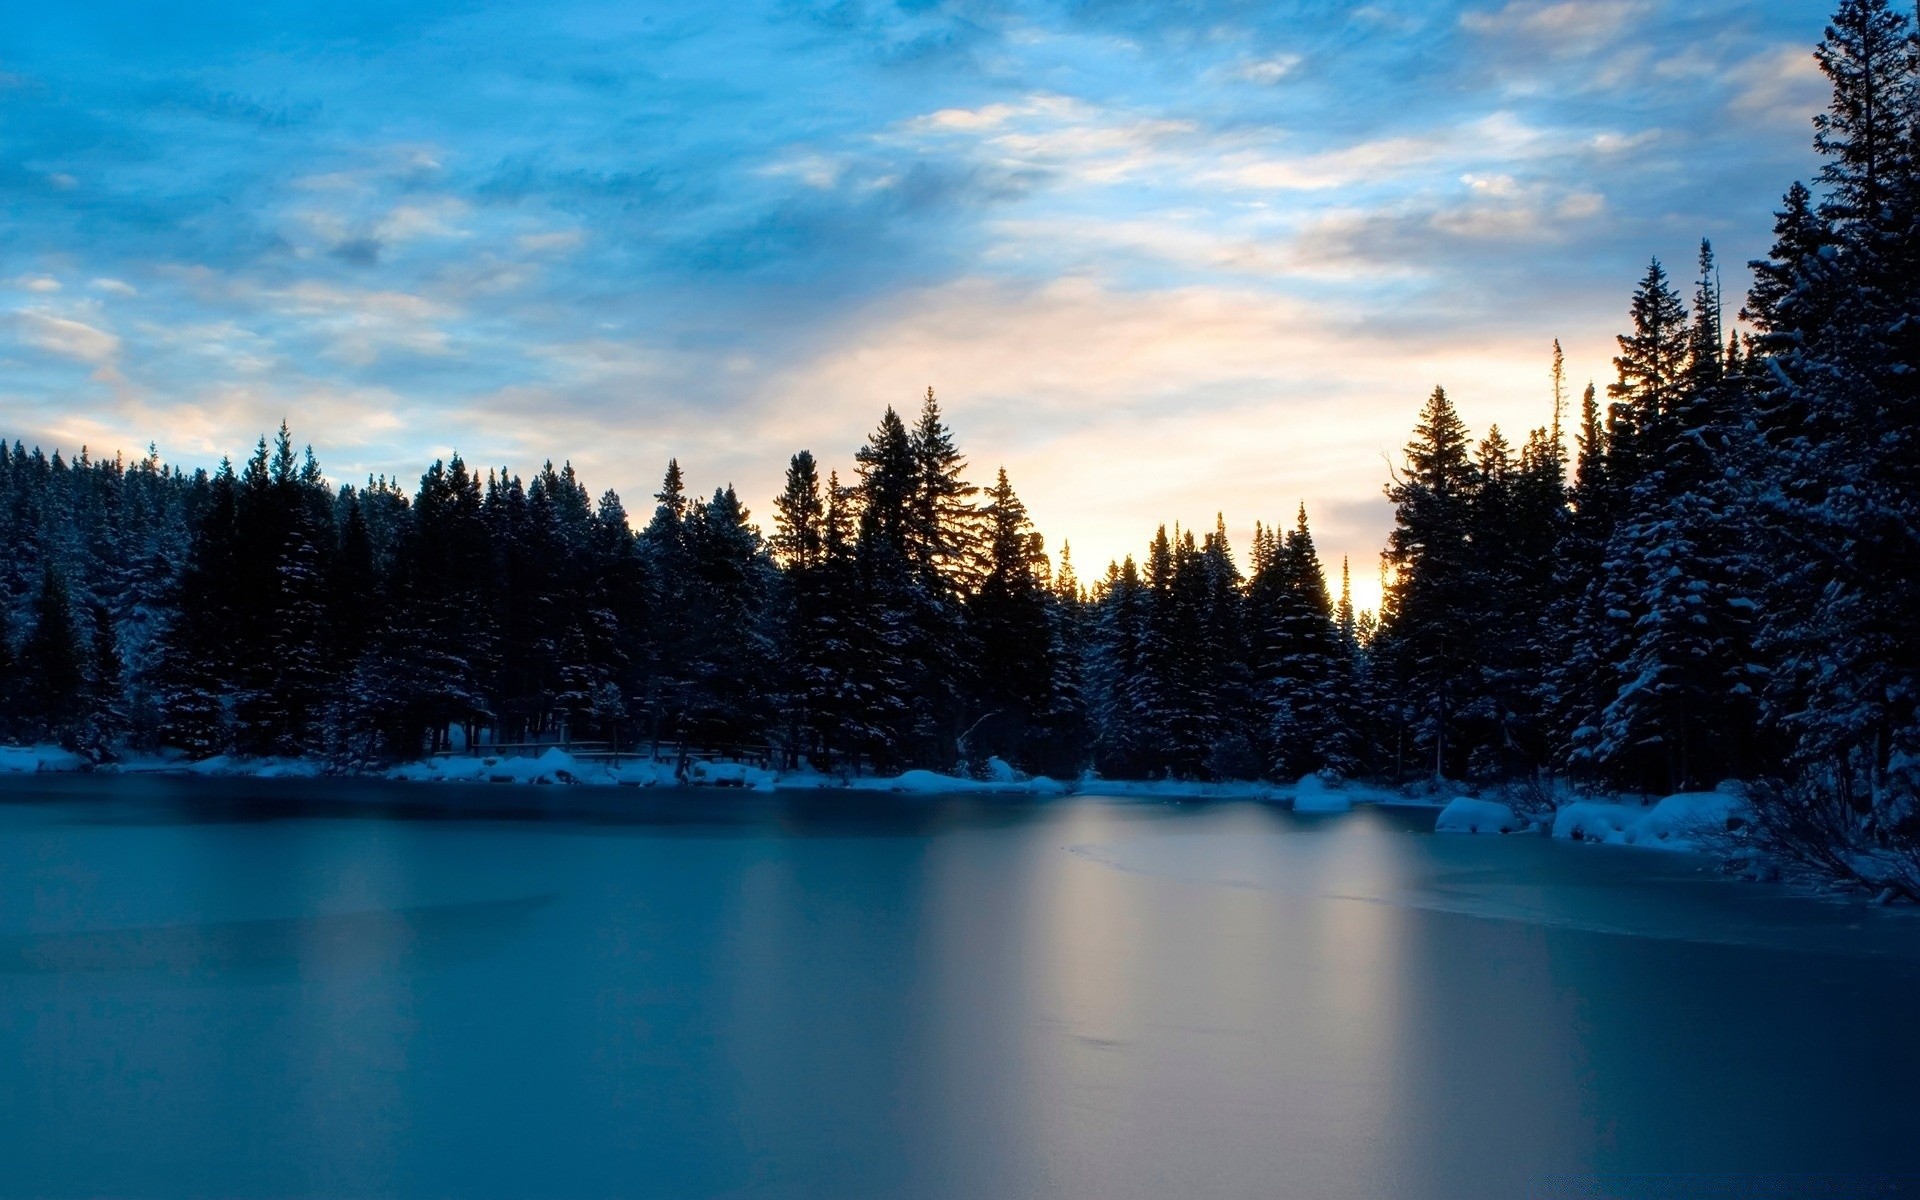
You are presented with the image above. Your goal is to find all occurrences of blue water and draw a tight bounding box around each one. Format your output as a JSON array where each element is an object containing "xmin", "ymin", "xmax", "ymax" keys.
[{"xmin": 0, "ymin": 774, "xmax": 1915, "ymax": 1199}]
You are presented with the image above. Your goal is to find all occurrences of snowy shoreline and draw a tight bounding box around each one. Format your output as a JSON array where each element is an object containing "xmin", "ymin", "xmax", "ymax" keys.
[
  {"xmin": 1, "ymin": 742, "xmax": 1409, "ymax": 809},
  {"xmin": 0, "ymin": 742, "xmax": 1746, "ymax": 853}
]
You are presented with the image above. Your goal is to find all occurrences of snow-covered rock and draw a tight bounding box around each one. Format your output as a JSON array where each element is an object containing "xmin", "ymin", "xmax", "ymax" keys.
[{"xmin": 1434, "ymin": 797, "xmax": 1526, "ymax": 835}]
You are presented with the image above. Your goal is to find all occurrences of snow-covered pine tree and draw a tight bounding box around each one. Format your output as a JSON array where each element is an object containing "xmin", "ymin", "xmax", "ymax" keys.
[
  {"xmin": 1746, "ymin": 0, "xmax": 1920, "ymax": 823},
  {"xmin": 1255, "ymin": 505, "xmax": 1354, "ymax": 779},
  {"xmin": 1594, "ymin": 246, "xmax": 1763, "ymax": 792}
]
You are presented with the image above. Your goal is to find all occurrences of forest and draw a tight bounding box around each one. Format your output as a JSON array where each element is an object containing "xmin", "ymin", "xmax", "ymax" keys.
[{"xmin": 2, "ymin": 1, "xmax": 1917, "ymax": 890}]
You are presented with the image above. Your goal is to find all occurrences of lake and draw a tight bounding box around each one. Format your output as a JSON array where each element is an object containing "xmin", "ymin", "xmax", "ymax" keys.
[{"xmin": 1, "ymin": 774, "xmax": 1916, "ymax": 1199}]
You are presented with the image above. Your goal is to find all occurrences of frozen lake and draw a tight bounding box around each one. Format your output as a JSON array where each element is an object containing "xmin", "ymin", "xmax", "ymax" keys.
[{"xmin": 1, "ymin": 774, "xmax": 1916, "ymax": 1199}]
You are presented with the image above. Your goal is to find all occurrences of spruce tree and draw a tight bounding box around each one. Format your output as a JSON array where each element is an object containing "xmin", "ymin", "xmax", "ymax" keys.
[
  {"xmin": 966, "ymin": 468, "xmax": 1053, "ymax": 771},
  {"xmin": 1377, "ymin": 386, "xmax": 1477, "ymax": 779},
  {"xmin": 22, "ymin": 564, "xmax": 86, "ymax": 744}
]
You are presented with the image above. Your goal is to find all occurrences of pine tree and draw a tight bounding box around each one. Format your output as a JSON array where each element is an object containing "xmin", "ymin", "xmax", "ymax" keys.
[
  {"xmin": 1594, "ymin": 248, "xmax": 1763, "ymax": 792},
  {"xmin": 1377, "ymin": 386, "xmax": 1477, "ymax": 779},
  {"xmin": 1089, "ymin": 556, "xmax": 1153, "ymax": 778},
  {"xmin": 157, "ymin": 461, "xmax": 239, "ymax": 755},
  {"xmin": 771, "ymin": 452, "xmax": 827, "ymax": 766},
  {"xmin": 1745, "ymin": 0, "xmax": 1920, "ymax": 819},
  {"xmin": 77, "ymin": 601, "xmax": 128, "ymax": 759},
  {"xmin": 22, "ymin": 563, "xmax": 86, "ymax": 744},
  {"xmin": 1256, "ymin": 505, "xmax": 1353, "ymax": 778},
  {"xmin": 966, "ymin": 468, "xmax": 1052, "ymax": 772},
  {"xmin": 640, "ymin": 459, "xmax": 697, "ymax": 751},
  {"xmin": 1606, "ymin": 259, "xmax": 1691, "ymax": 495},
  {"xmin": 682, "ymin": 485, "xmax": 776, "ymax": 754}
]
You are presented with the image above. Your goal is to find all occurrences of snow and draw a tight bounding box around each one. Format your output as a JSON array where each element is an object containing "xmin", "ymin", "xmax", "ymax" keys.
[
  {"xmin": 1552, "ymin": 802, "xmax": 1646, "ymax": 843},
  {"xmin": 1552, "ymin": 791, "xmax": 1750, "ymax": 852},
  {"xmin": 1289, "ymin": 774, "xmax": 1353, "ymax": 813},
  {"xmin": 179, "ymin": 755, "xmax": 324, "ymax": 780},
  {"xmin": 0, "ymin": 743, "xmax": 1748, "ymax": 854},
  {"xmin": 0, "ymin": 741, "xmax": 1392, "ymax": 807},
  {"xmin": 1617, "ymin": 790, "xmax": 1750, "ymax": 851},
  {"xmin": 1435, "ymin": 797, "xmax": 1527, "ymax": 835},
  {"xmin": 0, "ymin": 745, "xmax": 87, "ymax": 774}
]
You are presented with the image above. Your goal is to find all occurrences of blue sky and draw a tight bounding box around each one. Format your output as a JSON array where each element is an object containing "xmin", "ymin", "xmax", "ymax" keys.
[{"xmin": 2, "ymin": 0, "xmax": 1832, "ymax": 609}]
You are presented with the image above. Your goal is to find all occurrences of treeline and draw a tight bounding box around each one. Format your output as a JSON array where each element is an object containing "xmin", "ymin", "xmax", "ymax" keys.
[
  {"xmin": 0, "ymin": 391, "xmax": 1356, "ymax": 781},
  {"xmin": 0, "ymin": 2, "xmax": 1916, "ymax": 830}
]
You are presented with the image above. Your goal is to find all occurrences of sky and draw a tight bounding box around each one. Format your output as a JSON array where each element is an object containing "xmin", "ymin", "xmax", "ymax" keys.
[{"xmin": 1, "ymin": 0, "xmax": 1834, "ymax": 614}]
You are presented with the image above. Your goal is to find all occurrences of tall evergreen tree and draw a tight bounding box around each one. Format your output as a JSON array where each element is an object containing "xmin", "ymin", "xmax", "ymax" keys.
[{"xmin": 1377, "ymin": 386, "xmax": 1477, "ymax": 779}]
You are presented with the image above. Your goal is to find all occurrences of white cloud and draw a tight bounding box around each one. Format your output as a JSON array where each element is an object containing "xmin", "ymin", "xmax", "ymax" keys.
[
  {"xmin": 1727, "ymin": 44, "xmax": 1826, "ymax": 125},
  {"xmin": 897, "ymin": 94, "xmax": 1199, "ymax": 183},
  {"xmin": 1235, "ymin": 55, "xmax": 1303, "ymax": 85},
  {"xmin": 1461, "ymin": 0, "xmax": 1647, "ymax": 43},
  {"xmin": 10, "ymin": 311, "xmax": 121, "ymax": 364}
]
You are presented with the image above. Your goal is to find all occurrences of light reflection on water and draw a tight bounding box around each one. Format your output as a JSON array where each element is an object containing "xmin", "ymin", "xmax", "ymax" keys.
[{"xmin": 0, "ymin": 774, "xmax": 1915, "ymax": 1199}]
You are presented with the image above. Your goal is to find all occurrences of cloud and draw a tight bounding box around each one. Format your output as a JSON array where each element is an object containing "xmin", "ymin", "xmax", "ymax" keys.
[
  {"xmin": 1460, "ymin": 0, "xmax": 1647, "ymax": 44},
  {"xmin": 1234, "ymin": 54, "xmax": 1302, "ymax": 85},
  {"xmin": 896, "ymin": 94, "xmax": 1199, "ymax": 184},
  {"xmin": 10, "ymin": 311, "xmax": 121, "ymax": 364},
  {"xmin": 1727, "ymin": 44, "xmax": 1826, "ymax": 125}
]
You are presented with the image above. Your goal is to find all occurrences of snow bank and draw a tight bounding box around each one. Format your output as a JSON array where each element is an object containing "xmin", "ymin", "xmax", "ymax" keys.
[
  {"xmin": 385, "ymin": 749, "xmax": 779, "ymax": 789},
  {"xmin": 1551, "ymin": 802, "xmax": 1645, "ymax": 843},
  {"xmin": 1618, "ymin": 791, "xmax": 1749, "ymax": 851},
  {"xmin": 1434, "ymin": 797, "xmax": 1527, "ymax": 835},
  {"xmin": 1551, "ymin": 791, "xmax": 1750, "ymax": 851},
  {"xmin": 1290, "ymin": 774, "xmax": 1353, "ymax": 813},
  {"xmin": 390, "ymin": 748, "xmax": 602, "ymax": 786},
  {"xmin": 827, "ymin": 768, "xmax": 1067, "ymax": 796},
  {"xmin": 181, "ymin": 755, "xmax": 323, "ymax": 779},
  {"xmin": 0, "ymin": 745, "xmax": 87, "ymax": 774}
]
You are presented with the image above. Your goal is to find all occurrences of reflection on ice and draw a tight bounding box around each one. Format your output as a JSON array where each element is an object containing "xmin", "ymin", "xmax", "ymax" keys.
[{"xmin": 0, "ymin": 775, "xmax": 1914, "ymax": 1198}]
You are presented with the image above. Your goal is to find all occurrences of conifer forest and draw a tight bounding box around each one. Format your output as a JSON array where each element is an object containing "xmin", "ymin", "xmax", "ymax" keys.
[{"xmin": 4, "ymin": 0, "xmax": 1920, "ymax": 896}]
